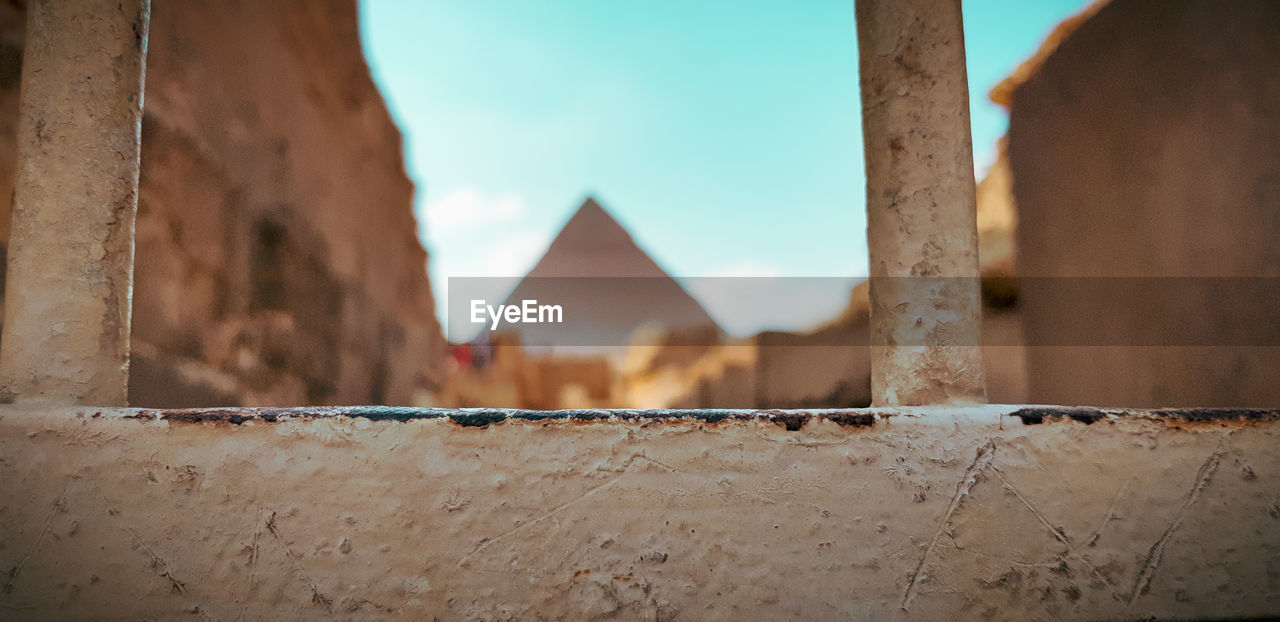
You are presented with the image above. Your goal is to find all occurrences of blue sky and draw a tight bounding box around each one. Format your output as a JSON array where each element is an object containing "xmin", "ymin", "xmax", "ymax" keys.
[{"xmin": 358, "ymin": 0, "xmax": 1090, "ymax": 337}]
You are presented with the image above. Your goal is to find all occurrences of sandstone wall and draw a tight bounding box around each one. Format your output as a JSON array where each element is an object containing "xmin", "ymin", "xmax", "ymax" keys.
[
  {"xmin": 1007, "ymin": 0, "xmax": 1280, "ymax": 407},
  {"xmin": 0, "ymin": 1, "xmax": 446, "ymax": 407},
  {"xmin": 0, "ymin": 405, "xmax": 1276, "ymax": 620}
]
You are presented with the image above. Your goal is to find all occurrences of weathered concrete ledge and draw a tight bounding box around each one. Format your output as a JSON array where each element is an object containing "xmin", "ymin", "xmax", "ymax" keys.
[
  {"xmin": 0, "ymin": 404, "xmax": 1277, "ymax": 620},
  {"xmin": 105, "ymin": 404, "xmax": 1280, "ymax": 428}
]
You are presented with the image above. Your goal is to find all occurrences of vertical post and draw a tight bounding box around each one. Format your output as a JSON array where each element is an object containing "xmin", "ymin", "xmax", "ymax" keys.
[
  {"xmin": 856, "ymin": 0, "xmax": 986, "ymax": 406},
  {"xmin": 0, "ymin": 0, "xmax": 151, "ymax": 405}
]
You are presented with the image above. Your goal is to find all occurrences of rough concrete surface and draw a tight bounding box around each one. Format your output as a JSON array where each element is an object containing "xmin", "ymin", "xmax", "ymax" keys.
[{"xmin": 0, "ymin": 405, "xmax": 1277, "ymax": 620}]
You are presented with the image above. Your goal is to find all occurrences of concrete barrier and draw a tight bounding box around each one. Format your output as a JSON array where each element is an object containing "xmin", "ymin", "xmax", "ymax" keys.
[{"xmin": 0, "ymin": 405, "xmax": 1276, "ymax": 620}]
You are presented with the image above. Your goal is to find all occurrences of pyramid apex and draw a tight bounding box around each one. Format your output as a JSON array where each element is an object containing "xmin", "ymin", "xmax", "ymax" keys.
[
  {"xmin": 502, "ymin": 195, "xmax": 723, "ymax": 339},
  {"xmin": 521, "ymin": 196, "xmax": 647, "ymax": 276},
  {"xmin": 559, "ymin": 195, "xmax": 624, "ymax": 235},
  {"xmin": 575, "ymin": 195, "xmax": 607, "ymax": 216}
]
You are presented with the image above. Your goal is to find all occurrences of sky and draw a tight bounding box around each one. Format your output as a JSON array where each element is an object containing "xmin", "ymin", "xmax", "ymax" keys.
[{"xmin": 358, "ymin": 0, "xmax": 1090, "ymax": 338}]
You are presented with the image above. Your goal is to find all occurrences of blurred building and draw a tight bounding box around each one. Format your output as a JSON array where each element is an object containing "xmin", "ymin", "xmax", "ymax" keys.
[
  {"xmin": 998, "ymin": 0, "xmax": 1280, "ymax": 407},
  {"xmin": 0, "ymin": 1, "xmax": 447, "ymax": 406},
  {"xmin": 500, "ymin": 198, "xmax": 722, "ymax": 353}
]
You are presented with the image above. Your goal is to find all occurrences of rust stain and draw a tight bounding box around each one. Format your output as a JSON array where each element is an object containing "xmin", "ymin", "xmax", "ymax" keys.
[
  {"xmin": 1012, "ymin": 407, "xmax": 1106, "ymax": 425},
  {"xmin": 1012, "ymin": 407, "xmax": 1279, "ymax": 428},
  {"xmin": 1148, "ymin": 408, "xmax": 1280, "ymax": 429},
  {"xmin": 107, "ymin": 406, "xmax": 1280, "ymax": 433}
]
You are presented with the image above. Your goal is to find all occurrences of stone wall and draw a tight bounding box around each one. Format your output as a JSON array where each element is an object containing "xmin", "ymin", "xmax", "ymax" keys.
[
  {"xmin": 1007, "ymin": 0, "xmax": 1280, "ymax": 407},
  {"xmin": 0, "ymin": 0, "xmax": 446, "ymax": 407},
  {"xmin": 0, "ymin": 404, "xmax": 1276, "ymax": 619}
]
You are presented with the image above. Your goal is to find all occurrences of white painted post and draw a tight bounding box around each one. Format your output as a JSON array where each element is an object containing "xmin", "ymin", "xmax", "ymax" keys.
[
  {"xmin": 856, "ymin": 0, "xmax": 987, "ymax": 406},
  {"xmin": 0, "ymin": 0, "xmax": 151, "ymax": 405}
]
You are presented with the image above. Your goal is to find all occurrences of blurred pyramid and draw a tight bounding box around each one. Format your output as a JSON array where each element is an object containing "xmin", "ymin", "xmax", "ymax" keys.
[{"xmin": 500, "ymin": 197, "xmax": 721, "ymax": 348}]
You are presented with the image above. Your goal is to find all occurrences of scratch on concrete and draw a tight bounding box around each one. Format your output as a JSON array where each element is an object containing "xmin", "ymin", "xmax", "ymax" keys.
[
  {"xmin": 754, "ymin": 432, "xmax": 852, "ymax": 448},
  {"xmin": 901, "ymin": 438, "xmax": 996, "ymax": 611},
  {"xmin": 456, "ymin": 453, "xmax": 673, "ymax": 569},
  {"xmin": 233, "ymin": 506, "xmax": 267, "ymax": 622},
  {"xmin": 991, "ymin": 466, "xmax": 1071, "ymax": 545},
  {"xmin": 1129, "ymin": 445, "xmax": 1223, "ymax": 605},
  {"xmin": 127, "ymin": 528, "xmax": 187, "ymax": 595},
  {"xmin": 4, "ymin": 485, "xmax": 67, "ymax": 593},
  {"xmin": 1085, "ymin": 480, "xmax": 1130, "ymax": 547},
  {"xmin": 264, "ymin": 510, "xmax": 332, "ymax": 613},
  {"xmin": 991, "ymin": 466, "xmax": 1127, "ymax": 601},
  {"xmin": 248, "ymin": 506, "xmax": 263, "ymax": 575}
]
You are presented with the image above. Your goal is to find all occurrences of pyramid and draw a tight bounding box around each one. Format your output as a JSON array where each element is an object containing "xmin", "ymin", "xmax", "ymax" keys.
[{"xmin": 498, "ymin": 197, "xmax": 721, "ymax": 348}]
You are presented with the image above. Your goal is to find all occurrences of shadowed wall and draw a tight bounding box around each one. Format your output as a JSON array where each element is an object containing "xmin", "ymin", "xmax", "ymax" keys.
[{"xmin": 1009, "ymin": 0, "xmax": 1280, "ymax": 407}]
